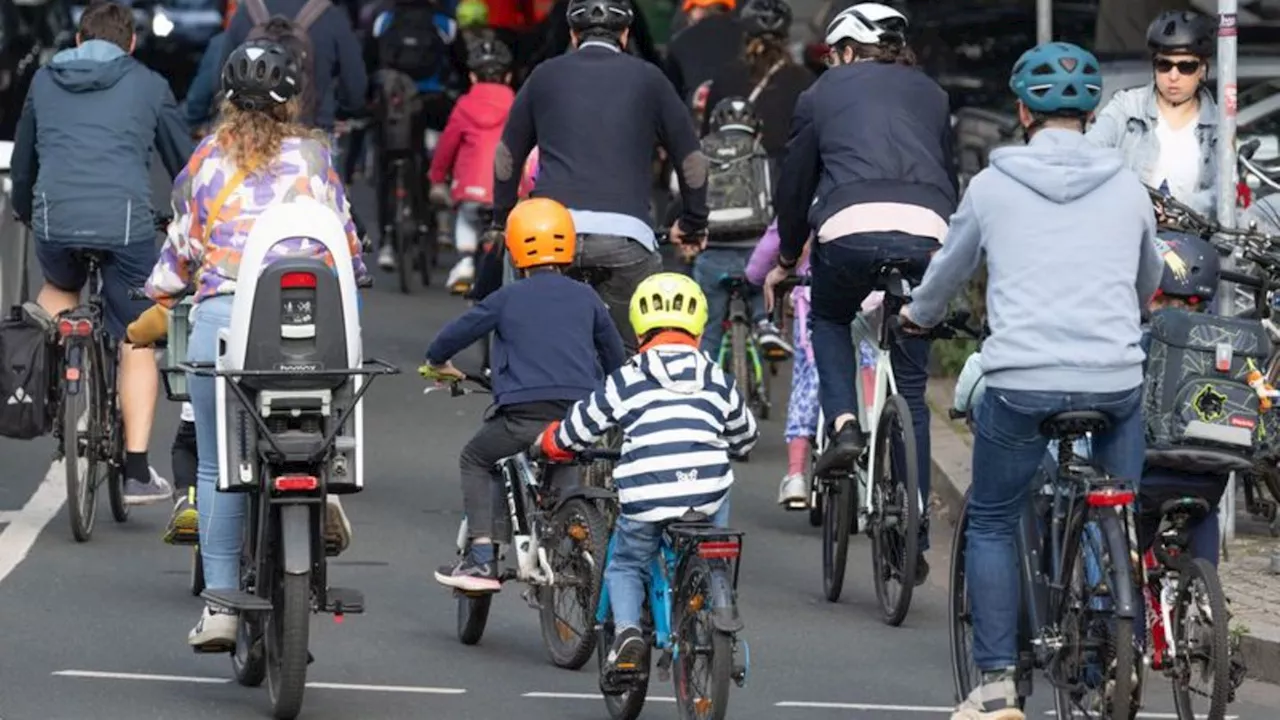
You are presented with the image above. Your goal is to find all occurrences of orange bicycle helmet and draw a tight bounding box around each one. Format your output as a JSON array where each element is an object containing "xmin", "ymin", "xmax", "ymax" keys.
[
  {"xmin": 683, "ymin": 0, "xmax": 735, "ymax": 12},
  {"xmin": 505, "ymin": 198, "xmax": 576, "ymax": 269}
]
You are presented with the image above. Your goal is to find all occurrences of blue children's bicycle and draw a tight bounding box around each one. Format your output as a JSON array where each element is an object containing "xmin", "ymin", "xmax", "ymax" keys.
[{"xmin": 595, "ymin": 508, "xmax": 749, "ymax": 720}]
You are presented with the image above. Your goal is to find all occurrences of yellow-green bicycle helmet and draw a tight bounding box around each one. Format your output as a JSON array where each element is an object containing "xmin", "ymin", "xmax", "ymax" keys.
[{"xmin": 629, "ymin": 273, "xmax": 709, "ymax": 338}]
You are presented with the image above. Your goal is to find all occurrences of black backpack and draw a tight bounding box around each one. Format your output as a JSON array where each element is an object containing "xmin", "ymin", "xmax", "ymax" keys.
[
  {"xmin": 701, "ymin": 129, "xmax": 773, "ymax": 239},
  {"xmin": 1143, "ymin": 308, "xmax": 1273, "ymax": 474},
  {"xmin": 0, "ymin": 303, "xmax": 56, "ymax": 440},
  {"xmin": 244, "ymin": 0, "xmax": 331, "ymax": 126},
  {"xmin": 377, "ymin": 5, "xmax": 450, "ymax": 81}
]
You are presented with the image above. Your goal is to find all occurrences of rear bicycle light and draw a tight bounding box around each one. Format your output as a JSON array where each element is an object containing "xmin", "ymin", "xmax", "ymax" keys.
[
  {"xmin": 1086, "ymin": 487, "xmax": 1135, "ymax": 508},
  {"xmin": 57, "ymin": 319, "xmax": 92, "ymax": 337},
  {"xmin": 280, "ymin": 272, "xmax": 317, "ymax": 289},
  {"xmin": 697, "ymin": 540, "xmax": 741, "ymax": 560},
  {"xmin": 273, "ymin": 475, "xmax": 318, "ymax": 492}
]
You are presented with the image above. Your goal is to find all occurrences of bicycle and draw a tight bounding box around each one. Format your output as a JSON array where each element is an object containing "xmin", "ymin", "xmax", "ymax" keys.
[
  {"xmin": 947, "ymin": 407, "xmax": 1142, "ymax": 720},
  {"xmin": 387, "ymin": 150, "xmax": 434, "ymax": 294},
  {"xmin": 714, "ymin": 272, "xmax": 774, "ymax": 424},
  {"xmin": 771, "ymin": 276, "xmax": 823, "ymax": 525},
  {"xmin": 421, "ymin": 370, "xmax": 616, "ymax": 670},
  {"xmin": 596, "ymin": 508, "xmax": 748, "ymax": 720}
]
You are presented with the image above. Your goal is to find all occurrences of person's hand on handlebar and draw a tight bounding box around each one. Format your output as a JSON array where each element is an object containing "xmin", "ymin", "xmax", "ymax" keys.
[
  {"xmin": 669, "ymin": 222, "xmax": 706, "ymax": 262},
  {"xmin": 428, "ymin": 183, "xmax": 452, "ymax": 208},
  {"xmin": 896, "ymin": 305, "xmax": 929, "ymax": 336},
  {"xmin": 418, "ymin": 360, "xmax": 466, "ymax": 382},
  {"xmin": 532, "ymin": 420, "xmax": 575, "ymax": 463},
  {"xmin": 763, "ymin": 263, "xmax": 794, "ymax": 313}
]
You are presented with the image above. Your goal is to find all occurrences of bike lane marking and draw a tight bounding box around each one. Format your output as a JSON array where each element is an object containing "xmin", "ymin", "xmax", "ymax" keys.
[
  {"xmin": 53, "ymin": 670, "xmax": 467, "ymax": 694},
  {"xmin": 0, "ymin": 461, "xmax": 70, "ymax": 585}
]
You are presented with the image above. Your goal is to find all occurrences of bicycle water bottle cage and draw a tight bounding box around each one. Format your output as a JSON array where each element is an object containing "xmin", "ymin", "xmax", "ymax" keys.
[{"xmin": 1039, "ymin": 410, "xmax": 1111, "ymax": 440}]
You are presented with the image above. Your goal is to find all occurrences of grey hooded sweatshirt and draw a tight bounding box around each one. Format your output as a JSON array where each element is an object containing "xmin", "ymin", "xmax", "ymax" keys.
[
  {"xmin": 11, "ymin": 40, "xmax": 192, "ymax": 249},
  {"xmin": 910, "ymin": 128, "xmax": 1163, "ymax": 394}
]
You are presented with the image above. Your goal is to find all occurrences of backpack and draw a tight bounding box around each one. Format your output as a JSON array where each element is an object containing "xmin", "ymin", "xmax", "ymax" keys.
[
  {"xmin": 1143, "ymin": 308, "xmax": 1273, "ymax": 474},
  {"xmin": 244, "ymin": 0, "xmax": 331, "ymax": 126},
  {"xmin": 701, "ymin": 130, "xmax": 773, "ymax": 238},
  {"xmin": 0, "ymin": 303, "xmax": 56, "ymax": 440},
  {"xmin": 377, "ymin": 5, "xmax": 450, "ymax": 82},
  {"xmin": 371, "ymin": 69, "xmax": 420, "ymax": 153}
]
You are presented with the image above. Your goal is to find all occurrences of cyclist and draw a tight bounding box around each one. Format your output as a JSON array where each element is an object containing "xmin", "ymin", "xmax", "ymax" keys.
[
  {"xmin": 1087, "ymin": 10, "xmax": 1219, "ymax": 217},
  {"xmin": 423, "ymin": 199, "xmax": 627, "ymax": 590},
  {"xmin": 536, "ymin": 272, "xmax": 758, "ymax": 670},
  {"xmin": 428, "ymin": 37, "xmax": 516, "ymax": 294},
  {"xmin": 664, "ymin": 0, "xmax": 742, "ymax": 108},
  {"xmin": 763, "ymin": 1, "xmax": 953, "ymax": 578},
  {"xmin": 492, "ymin": 0, "xmax": 709, "ymax": 353},
  {"xmin": 701, "ymin": 0, "xmax": 814, "ymax": 163},
  {"xmin": 10, "ymin": 0, "xmax": 191, "ymax": 504},
  {"xmin": 143, "ymin": 40, "xmax": 367, "ymax": 648},
  {"xmin": 897, "ymin": 42, "xmax": 1161, "ymax": 720},
  {"xmin": 528, "ymin": 0, "xmax": 662, "ymax": 71}
]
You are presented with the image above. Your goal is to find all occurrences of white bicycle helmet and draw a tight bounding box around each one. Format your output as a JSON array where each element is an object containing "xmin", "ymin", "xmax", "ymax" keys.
[{"xmin": 824, "ymin": 2, "xmax": 907, "ymax": 46}]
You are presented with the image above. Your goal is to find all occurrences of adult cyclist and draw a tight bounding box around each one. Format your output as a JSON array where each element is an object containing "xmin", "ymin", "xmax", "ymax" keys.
[
  {"xmin": 1088, "ymin": 10, "xmax": 1219, "ymax": 218},
  {"xmin": 900, "ymin": 42, "xmax": 1160, "ymax": 720},
  {"xmin": 490, "ymin": 0, "xmax": 709, "ymax": 353},
  {"xmin": 763, "ymin": 2, "xmax": 953, "ymax": 581},
  {"xmin": 664, "ymin": 0, "xmax": 742, "ymax": 108}
]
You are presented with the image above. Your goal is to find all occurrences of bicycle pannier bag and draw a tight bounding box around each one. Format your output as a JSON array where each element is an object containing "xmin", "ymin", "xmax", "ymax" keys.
[{"xmin": 0, "ymin": 303, "xmax": 55, "ymax": 440}]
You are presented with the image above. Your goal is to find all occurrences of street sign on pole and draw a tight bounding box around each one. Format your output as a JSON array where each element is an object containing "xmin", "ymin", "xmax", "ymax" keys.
[{"xmin": 1217, "ymin": 0, "xmax": 1240, "ymax": 544}]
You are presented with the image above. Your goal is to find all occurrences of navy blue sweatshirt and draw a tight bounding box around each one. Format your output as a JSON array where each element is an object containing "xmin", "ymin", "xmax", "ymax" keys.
[
  {"xmin": 426, "ymin": 272, "xmax": 628, "ymax": 407},
  {"xmin": 493, "ymin": 43, "xmax": 709, "ymax": 234}
]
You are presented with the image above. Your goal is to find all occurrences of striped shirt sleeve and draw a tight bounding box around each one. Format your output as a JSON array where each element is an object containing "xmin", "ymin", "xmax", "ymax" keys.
[
  {"xmin": 722, "ymin": 372, "xmax": 759, "ymax": 457},
  {"xmin": 556, "ymin": 370, "xmax": 625, "ymax": 451}
]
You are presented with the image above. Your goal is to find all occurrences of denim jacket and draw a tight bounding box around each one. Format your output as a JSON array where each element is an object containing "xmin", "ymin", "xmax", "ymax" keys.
[{"xmin": 1086, "ymin": 83, "xmax": 1219, "ymax": 220}]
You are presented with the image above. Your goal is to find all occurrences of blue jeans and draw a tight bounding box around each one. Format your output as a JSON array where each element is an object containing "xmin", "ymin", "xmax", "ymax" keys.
[
  {"xmin": 810, "ymin": 233, "xmax": 937, "ymax": 548},
  {"xmin": 187, "ymin": 295, "xmax": 247, "ymax": 591},
  {"xmin": 606, "ymin": 499, "xmax": 731, "ymax": 630},
  {"xmin": 967, "ymin": 386, "xmax": 1145, "ymax": 670},
  {"xmin": 692, "ymin": 247, "xmax": 764, "ymax": 356}
]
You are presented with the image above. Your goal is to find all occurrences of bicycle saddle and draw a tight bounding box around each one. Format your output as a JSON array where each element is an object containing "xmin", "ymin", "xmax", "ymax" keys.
[
  {"xmin": 717, "ymin": 274, "xmax": 749, "ymax": 291},
  {"xmin": 871, "ymin": 260, "xmax": 920, "ymax": 296},
  {"xmin": 1040, "ymin": 410, "xmax": 1111, "ymax": 439},
  {"xmin": 1158, "ymin": 496, "xmax": 1213, "ymax": 523},
  {"xmin": 677, "ymin": 509, "xmax": 710, "ymax": 523}
]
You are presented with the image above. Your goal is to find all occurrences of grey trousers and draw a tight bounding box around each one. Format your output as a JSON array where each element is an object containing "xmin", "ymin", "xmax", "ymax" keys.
[{"xmin": 575, "ymin": 234, "xmax": 663, "ymax": 354}]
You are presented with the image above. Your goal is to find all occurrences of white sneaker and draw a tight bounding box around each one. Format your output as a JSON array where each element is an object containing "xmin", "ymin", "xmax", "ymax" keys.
[
  {"xmin": 188, "ymin": 604, "xmax": 237, "ymax": 649},
  {"xmin": 446, "ymin": 257, "xmax": 475, "ymax": 294},
  {"xmin": 377, "ymin": 245, "xmax": 396, "ymax": 271},
  {"xmin": 778, "ymin": 473, "xmax": 808, "ymax": 508},
  {"xmin": 756, "ymin": 320, "xmax": 794, "ymax": 358}
]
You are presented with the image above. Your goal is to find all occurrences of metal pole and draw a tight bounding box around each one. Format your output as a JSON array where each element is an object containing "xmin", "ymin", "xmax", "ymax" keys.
[
  {"xmin": 1217, "ymin": 0, "xmax": 1240, "ymax": 544},
  {"xmin": 1036, "ymin": 0, "xmax": 1052, "ymax": 44}
]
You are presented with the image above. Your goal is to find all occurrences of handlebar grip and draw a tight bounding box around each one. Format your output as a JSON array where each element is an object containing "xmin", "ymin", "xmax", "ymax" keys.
[{"xmin": 948, "ymin": 408, "xmax": 968, "ymax": 420}]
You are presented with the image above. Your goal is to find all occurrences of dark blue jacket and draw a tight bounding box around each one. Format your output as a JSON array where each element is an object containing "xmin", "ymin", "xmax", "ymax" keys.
[
  {"xmin": 776, "ymin": 61, "xmax": 957, "ymax": 261},
  {"xmin": 221, "ymin": 0, "xmax": 369, "ymax": 130},
  {"xmin": 11, "ymin": 41, "xmax": 193, "ymax": 248},
  {"xmin": 186, "ymin": 32, "xmax": 228, "ymax": 128},
  {"xmin": 426, "ymin": 271, "xmax": 628, "ymax": 407}
]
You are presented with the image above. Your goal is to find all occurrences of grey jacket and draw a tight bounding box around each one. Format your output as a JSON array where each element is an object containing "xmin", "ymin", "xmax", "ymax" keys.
[
  {"xmin": 1086, "ymin": 83, "xmax": 1219, "ymax": 219},
  {"xmin": 11, "ymin": 41, "xmax": 192, "ymax": 249}
]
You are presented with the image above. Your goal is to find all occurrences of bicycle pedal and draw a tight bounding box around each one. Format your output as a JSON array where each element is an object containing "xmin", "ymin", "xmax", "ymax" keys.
[
  {"xmin": 191, "ymin": 640, "xmax": 234, "ymax": 655},
  {"xmin": 167, "ymin": 530, "xmax": 199, "ymax": 546},
  {"xmin": 521, "ymin": 587, "xmax": 541, "ymax": 610}
]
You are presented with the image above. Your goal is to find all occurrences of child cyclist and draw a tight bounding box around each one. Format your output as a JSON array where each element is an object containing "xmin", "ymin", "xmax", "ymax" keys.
[
  {"xmin": 422, "ymin": 198, "xmax": 628, "ymax": 590},
  {"xmin": 536, "ymin": 273, "xmax": 759, "ymax": 670}
]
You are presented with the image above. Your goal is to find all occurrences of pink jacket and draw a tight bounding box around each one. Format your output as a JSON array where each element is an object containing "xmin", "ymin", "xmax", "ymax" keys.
[{"xmin": 428, "ymin": 83, "xmax": 515, "ymax": 205}]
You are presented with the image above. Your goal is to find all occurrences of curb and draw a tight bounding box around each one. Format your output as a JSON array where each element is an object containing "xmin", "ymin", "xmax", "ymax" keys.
[{"xmin": 923, "ymin": 381, "xmax": 1280, "ymax": 686}]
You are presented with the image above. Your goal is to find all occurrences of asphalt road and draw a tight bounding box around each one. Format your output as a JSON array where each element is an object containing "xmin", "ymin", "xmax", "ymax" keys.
[{"xmin": 1, "ymin": 177, "xmax": 1279, "ymax": 720}]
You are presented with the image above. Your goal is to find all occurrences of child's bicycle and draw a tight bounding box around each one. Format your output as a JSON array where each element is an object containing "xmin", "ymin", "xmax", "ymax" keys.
[{"xmin": 595, "ymin": 508, "xmax": 748, "ymax": 720}]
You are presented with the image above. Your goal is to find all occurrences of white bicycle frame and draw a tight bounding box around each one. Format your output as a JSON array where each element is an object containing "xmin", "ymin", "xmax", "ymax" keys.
[{"xmin": 453, "ymin": 453, "xmax": 557, "ymax": 586}]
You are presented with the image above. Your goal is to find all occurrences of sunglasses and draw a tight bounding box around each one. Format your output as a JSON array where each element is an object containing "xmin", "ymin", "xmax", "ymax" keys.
[{"xmin": 1154, "ymin": 58, "xmax": 1202, "ymax": 75}]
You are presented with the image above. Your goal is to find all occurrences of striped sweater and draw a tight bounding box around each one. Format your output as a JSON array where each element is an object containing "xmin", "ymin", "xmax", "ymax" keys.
[{"xmin": 554, "ymin": 344, "xmax": 758, "ymax": 522}]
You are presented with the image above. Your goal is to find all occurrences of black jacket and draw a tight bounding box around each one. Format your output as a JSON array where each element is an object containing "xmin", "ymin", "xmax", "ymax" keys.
[
  {"xmin": 776, "ymin": 61, "xmax": 956, "ymax": 261},
  {"xmin": 664, "ymin": 13, "xmax": 742, "ymax": 103}
]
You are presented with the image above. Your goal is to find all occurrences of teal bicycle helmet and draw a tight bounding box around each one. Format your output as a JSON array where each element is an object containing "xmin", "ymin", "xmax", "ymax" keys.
[{"xmin": 1009, "ymin": 42, "xmax": 1102, "ymax": 115}]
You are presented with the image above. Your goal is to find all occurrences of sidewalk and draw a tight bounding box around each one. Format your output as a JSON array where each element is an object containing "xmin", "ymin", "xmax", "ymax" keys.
[{"xmin": 925, "ymin": 376, "xmax": 1280, "ymax": 685}]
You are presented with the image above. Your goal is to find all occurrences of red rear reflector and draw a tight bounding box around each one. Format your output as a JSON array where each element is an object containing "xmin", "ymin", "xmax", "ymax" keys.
[
  {"xmin": 65, "ymin": 367, "xmax": 80, "ymax": 382},
  {"xmin": 1231, "ymin": 416, "xmax": 1257, "ymax": 429},
  {"xmin": 58, "ymin": 319, "xmax": 92, "ymax": 337},
  {"xmin": 273, "ymin": 475, "xmax": 318, "ymax": 492},
  {"xmin": 281, "ymin": 272, "xmax": 316, "ymax": 289},
  {"xmin": 1086, "ymin": 488, "xmax": 1135, "ymax": 508},
  {"xmin": 697, "ymin": 540, "xmax": 741, "ymax": 560}
]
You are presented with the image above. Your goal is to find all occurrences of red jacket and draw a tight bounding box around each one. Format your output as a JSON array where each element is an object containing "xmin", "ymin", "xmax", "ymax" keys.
[{"xmin": 428, "ymin": 83, "xmax": 515, "ymax": 205}]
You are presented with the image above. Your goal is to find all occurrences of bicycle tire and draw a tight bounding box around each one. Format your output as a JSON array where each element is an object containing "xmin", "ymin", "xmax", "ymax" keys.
[
  {"xmin": 807, "ymin": 445, "xmax": 823, "ymax": 527},
  {"xmin": 233, "ymin": 495, "xmax": 266, "ymax": 687},
  {"xmin": 395, "ymin": 221, "xmax": 411, "ymax": 295},
  {"xmin": 672, "ymin": 557, "xmax": 735, "ymax": 720},
  {"xmin": 756, "ymin": 346, "xmax": 771, "ymax": 421},
  {"xmin": 1170, "ymin": 557, "xmax": 1231, "ymax": 720},
  {"xmin": 871, "ymin": 393, "xmax": 919, "ymax": 627},
  {"xmin": 730, "ymin": 323, "xmax": 752, "ymax": 412},
  {"xmin": 266, "ymin": 571, "xmax": 311, "ymax": 720},
  {"xmin": 457, "ymin": 591, "xmax": 493, "ymax": 645},
  {"xmin": 539, "ymin": 498, "xmax": 609, "ymax": 669},
  {"xmin": 948, "ymin": 488, "xmax": 980, "ymax": 702},
  {"xmin": 821, "ymin": 475, "xmax": 854, "ymax": 602},
  {"xmin": 190, "ymin": 545, "xmax": 205, "ymax": 597},
  {"xmin": 598, "ymin": 613, "xmax": 652, "ymax": 719},
  {"xmin": 63, "ymin": 341, "xmax": 97, "ymax": 542},
  {"xmin": 105, "ymin": 371, "xmax": 129, "ymax": 523}
]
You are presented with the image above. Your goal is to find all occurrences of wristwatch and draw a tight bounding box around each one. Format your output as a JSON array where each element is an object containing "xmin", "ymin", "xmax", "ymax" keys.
[{"xmin": 778, "ymin": 255, "xmax": 798, "ymax": 271}]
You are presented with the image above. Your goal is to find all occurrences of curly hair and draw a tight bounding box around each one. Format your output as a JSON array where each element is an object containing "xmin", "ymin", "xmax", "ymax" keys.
[
  {"xmin": 213, "ymin": 99, "xmax": 324, "ymax": 174},
  {"xmin": 745, "ymin": 35, "xmax": 791, "ymax": 85}
]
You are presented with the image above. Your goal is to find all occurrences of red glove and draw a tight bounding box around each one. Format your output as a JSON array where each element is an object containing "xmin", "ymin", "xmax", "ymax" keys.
[{"xmin": 539, "ymin": 420, "xmax": 575, "ymax": 463}]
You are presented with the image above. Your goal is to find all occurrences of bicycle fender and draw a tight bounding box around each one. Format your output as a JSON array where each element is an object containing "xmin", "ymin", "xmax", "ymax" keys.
[
  {"xmin": 280, "ymin": 504, "xmax": 313, "ymax": 575},
  {"xmin": 706, "ymin": 564, "xmax": 744, "ymax": 634},
  {"xmin": 553, "ymin": 486, "xmax": 617, "ymax": 514},
  {"xmin": 1097, "ymin": 510, "xmax": 1137, "ymax": 619}
]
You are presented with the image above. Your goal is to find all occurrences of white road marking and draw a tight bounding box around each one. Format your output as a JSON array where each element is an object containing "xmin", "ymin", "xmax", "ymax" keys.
[
  {"xmin": 0, "ymin": 461, "xmax": 72, "ymax": 584},
  {"xmin": 776, "ymin": 701, "xmax": 951, "ymax": 712},
  {"xmin": 523, "ymin": 691, "xmax": 676, "ymax": 702},
  {"xmin": 307, "ymin": 682, "xmax": 465, "ymax": 695},
  {"xmin": 0, "ymin": 511, "xmax": 18, "ymax": 524},
  {"xmin": 1041, "ymin": 713, "xmax": 1238, "ymax": 720},
  {"xmin": 54, "ymin": 670, "xmax": 229, "ymax": 685}
]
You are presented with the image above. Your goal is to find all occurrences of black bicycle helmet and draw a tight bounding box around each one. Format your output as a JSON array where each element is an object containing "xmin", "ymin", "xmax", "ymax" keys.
[
  {"xmin": 221, "ymin": 39, "xmax": 301, "ymax": 111},
  {"xmin": 740, "ymin": 0, "xmax": 792, "ymax": 39},
  {"xmin": 709, "ymin": 97, "xmax": 761, "ymax": 134},
  {"xmin": 1147, "ymin": 10, "xmax": 1217, "ymax": 58},
  {"xmin": 1156, "ymin": 231, "xmax": 1219, "ymax": 302},
  {"xmin": 467, "ymin": 37, "xmax": 513, "ymax": 74},
  {"xmin": 566, "ymin": 0, "xmax": 633, "ymax": 32}
]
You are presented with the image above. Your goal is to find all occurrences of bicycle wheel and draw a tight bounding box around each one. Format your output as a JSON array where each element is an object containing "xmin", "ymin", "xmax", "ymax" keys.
[
  {"xmin": 821, "ymin": 475, "xmax": 855, "ymax": 602},
  {"xmin": 948, "ymin": 488, "xmax": 981, "ymax": 702},
  {"xmin": 190, "ymin": 545, "xmax": 205, "ymax": 597},
  {"xmin": 394, "ymin": 220, "xmax": 411, "ymax": 295},
  {"xmin": 539, "ymin": 498, "xmax": 609, "ymax": 669},
  {"xmin": 233, "ymin": 496, "xmax": 266, "ymax": 687},
  {"xmin": 1170, "ymin": 557, "xmax": 1230, "ymax": 720},
  {"xmin": 598, "ymin": 611, "xmax": 652, "ymax": 720},
  {"xmin": 62, "ymin": 341, "xmax": 98, "ymax": 542},
  {"xmin": 870, "ymin": 393, "xmax": 919, "ymax": 626},
  {"xmin": 105, "ymin": 373, "xmax": 129, "ymax": 523},
  {"xmin": 672, "ymin": 556, "xmax": 735, "ymax": 720},
  {"xmin": 730, "ymin": 322, "xmax": 753, "ymax": 413},
  {"xmin": 266, "ymin": 570, "xmax": 311, "ymax": 719},
  {"xmin": 457, "ymin": 591, "xmax": 493, "ymax": 645}
]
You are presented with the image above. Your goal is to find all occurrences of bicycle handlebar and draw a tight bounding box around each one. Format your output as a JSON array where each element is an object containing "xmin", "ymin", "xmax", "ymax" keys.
[
  {"xmin": 419, "ymin": 366, "xmax": 492, "ymax": 396},
  {"xmin": 527, "ymin": 444, "xmax": 621, "ymax": 464}
]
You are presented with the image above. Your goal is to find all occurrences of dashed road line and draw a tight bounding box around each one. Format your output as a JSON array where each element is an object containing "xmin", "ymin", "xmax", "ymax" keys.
[
  {"xmin": 53, "ymin": 670, "xmax": 466, "ymax": 695},
  {"xmin": 776, "ymin": 701, "xmax": 950, "ymax": 713},
  {"xmin": 0, "ymin": 461, "xmax": 72, "ymax": 585},
  {"xmin": 523, "ymin": 691, "xmax": 676, "ymax": 702}
]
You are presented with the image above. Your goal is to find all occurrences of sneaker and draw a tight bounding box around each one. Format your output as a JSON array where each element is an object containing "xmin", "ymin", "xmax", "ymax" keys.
[
  {"xmin": 951, "ymin": 668, "xmax": 1023, "ymax": 720},
  {"xmin": 434, "ymin": 544, "xmax": 500, "ymax": 592},
  {"xmin": 124, "ymin": 468, "xmax": 174, "ymax": 506},
  {"xmin": 915, "ymin": 554, "xmax": 930, "ymax": 586},
  {"xmin": 324, "ymin": 496, "xmax": 352, "ymax": 554},
  {"xmin": 755, "ymin": 320, "xmax": 793, "ymax": 359},
  {"xmin": 188, "ymin": 604, "xmax": 237, "ymax": 650},
  {"xmin": 446, "ymin": 256, "xmax": 475, "ymax": 295},
  {"xmin": 377, "ymin": 244, "xmax": 396, "ymax": 271},
  {"xmin": 163, "ymin": 486, "xmax": 199, "ymax": 544},
  {"xmin": 813, "ymin": 423, "xmax": 864, "ymax": 478},
  {"xmin": 778, "ymin": 473, "xmax": 808, "ymax": 508},
  {"xmin": 606, "ymin": 626, "xmax": 647, "ymax": 673}
]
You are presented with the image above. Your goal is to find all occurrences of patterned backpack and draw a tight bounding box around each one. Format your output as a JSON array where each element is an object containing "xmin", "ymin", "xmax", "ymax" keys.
[{"xmin": 700, "ymin": 130, "xmax": 773, "ymax": 239}]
